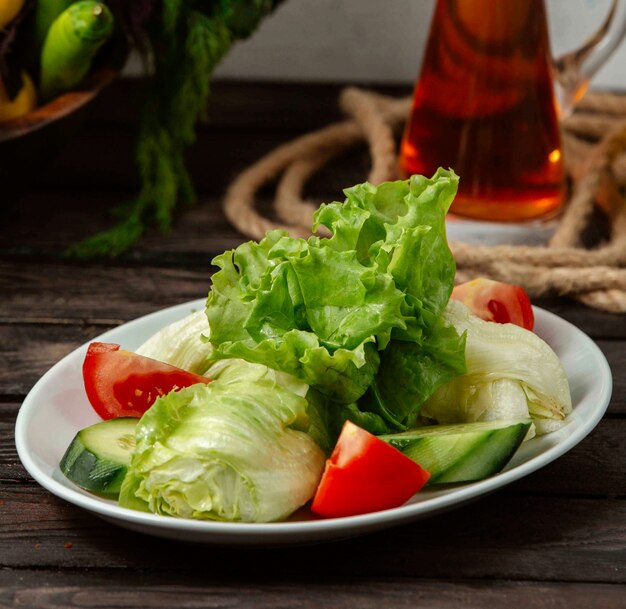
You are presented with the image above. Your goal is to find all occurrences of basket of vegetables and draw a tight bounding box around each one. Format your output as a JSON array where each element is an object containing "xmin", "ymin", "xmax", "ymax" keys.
[
  {"xmin": 0, "ymin": 0, "xmax": 128, "ymax": 199},
  {"xmin": 1, "ymin": 0, "xmax": 285, "ymax": 259}
]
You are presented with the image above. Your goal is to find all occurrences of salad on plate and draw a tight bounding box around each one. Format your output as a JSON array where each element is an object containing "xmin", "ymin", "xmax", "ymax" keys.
[{"xmin": 59, "ymin": 169, "xmax": 572, "ymax": 522}]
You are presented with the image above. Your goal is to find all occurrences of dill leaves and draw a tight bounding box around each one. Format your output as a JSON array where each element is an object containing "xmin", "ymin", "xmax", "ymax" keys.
[{"xmin": 67, "ymin": 0, "xmax": 282, "ymax": 259}]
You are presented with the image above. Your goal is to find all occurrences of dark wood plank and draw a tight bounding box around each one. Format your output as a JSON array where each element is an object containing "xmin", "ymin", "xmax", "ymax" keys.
[
  {"xmin": 0, "ymin": 262, "xmax": 210, "ymax": 326},
  {"xmin": 532, "ymin": 298, "xmax": 626, "ymax": 341},
  {"xmin": 0, "ymin": 483, "xmax": 624, "ymax": 583},
  {"xmin": 0, "ymin": 405, "xmax": 28, "ymax": 481},
  {"xmin": 0, "ymin": 570, "xmax": 625, "ymax": 609},
  {"xmin": 0, "ymin": 324, "xmax": 113, "ymax": 397},
  {"xmin": 0, "ymin": 191, "xmax": 246, "ymax": 260},
  {"xmin": 505, "ymin": 418, "xmax": 626, "ymax": 496}
]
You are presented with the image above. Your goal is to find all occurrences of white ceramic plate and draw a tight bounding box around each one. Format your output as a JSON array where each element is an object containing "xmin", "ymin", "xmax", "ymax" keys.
[{"xmin": 15, "ymin": 300, "xmax": 612, "ymax": 545}]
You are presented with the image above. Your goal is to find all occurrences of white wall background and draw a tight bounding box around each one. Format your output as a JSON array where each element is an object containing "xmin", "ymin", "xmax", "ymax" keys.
[{"xmin": 209, "ymin": 0, "xmax": 626, "ymax": 89}]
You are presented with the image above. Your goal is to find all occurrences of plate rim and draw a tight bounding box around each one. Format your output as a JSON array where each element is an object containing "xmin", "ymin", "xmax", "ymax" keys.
[{"xmin": 14, "ymin": 300, "xmax": 613, "ymax": 541}]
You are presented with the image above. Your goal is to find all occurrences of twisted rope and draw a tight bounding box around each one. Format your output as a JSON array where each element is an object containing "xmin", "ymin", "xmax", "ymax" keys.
[{"xmin": 222, "ymin": 88, "xmax": 626, "ymax": 313}]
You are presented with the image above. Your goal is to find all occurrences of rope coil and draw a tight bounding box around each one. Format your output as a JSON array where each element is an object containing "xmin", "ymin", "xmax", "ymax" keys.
[{"xmin": 223, "ymin": 88, "xmax": 626, "ymax": 313}]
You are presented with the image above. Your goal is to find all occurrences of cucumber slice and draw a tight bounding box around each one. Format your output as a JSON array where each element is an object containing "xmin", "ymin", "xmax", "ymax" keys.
[
  {"xmin": 60, "ymin": 417, "xmax": 138, "ymax": 495},
  {"xmin": 380, "ymin": 419, "xmax": 531, "ymax": 484}
]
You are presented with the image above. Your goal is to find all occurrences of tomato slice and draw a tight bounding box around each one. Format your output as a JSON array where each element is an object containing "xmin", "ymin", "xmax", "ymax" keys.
[
  {"xmin": 83, "ymin": 342, "xmax": 210, "ymax": 420},
  {"xmin": 311, "ymin": 421, "xmax": 430, "ymax": 518},
  {"xmin": 451, "ymin": 278, "xmax": 534, "ymax": 330}
]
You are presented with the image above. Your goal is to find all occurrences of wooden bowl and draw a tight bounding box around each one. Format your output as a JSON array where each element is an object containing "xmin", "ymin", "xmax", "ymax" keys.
[{"xmin": 0, "ymin": 67, "xmax": 119, "ymax": 201}]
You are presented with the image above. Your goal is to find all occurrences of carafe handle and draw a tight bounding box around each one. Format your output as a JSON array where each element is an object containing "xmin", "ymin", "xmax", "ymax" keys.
[{"xmin": 552, "ymin": 0, "xmax": 626, "ymax": 115}]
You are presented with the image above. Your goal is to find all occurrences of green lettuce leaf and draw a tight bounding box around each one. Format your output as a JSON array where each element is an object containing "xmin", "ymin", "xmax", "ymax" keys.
[
  {"xmin": 119, "ymin": 362, "xmax": 327, "ymax": 522},
  {"xmin": 206, "ymin": 231, "xmax": 394, "ymax": 403},
  {"xmin": 315, "ymin": 170, "xmax": 457, "ymax": 335},
  {"xmin": 364, "ymin": 319, "xmax": 467, "ymax": 430},
  {"xmin": 205, "ymin": 169, "xmax": 465, "ymax": 425}
]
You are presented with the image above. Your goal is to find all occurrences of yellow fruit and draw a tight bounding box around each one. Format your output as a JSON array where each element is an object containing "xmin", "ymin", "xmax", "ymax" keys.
[
  {"xmin": 0, "ymin": 72, "xmax": 37, "ymax": 123},
  {"xmin": 0, "ymin": 0, "xmax": 24, "ymax": 29}
]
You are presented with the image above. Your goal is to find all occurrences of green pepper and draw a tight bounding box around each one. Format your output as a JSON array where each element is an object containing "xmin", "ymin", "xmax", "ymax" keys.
[
  {"xmin": 24, "ymin": 0, "xmax": 74, "ymax": 77},
  {"xmin": 40, "ymin": 1, "xmax": 114, "ymax": 101}
]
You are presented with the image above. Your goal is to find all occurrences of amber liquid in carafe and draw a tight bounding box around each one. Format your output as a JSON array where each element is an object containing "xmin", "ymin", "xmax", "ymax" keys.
[{"xmin": 400, "ymin": 0, "xmax": 564, "ymax": 221}]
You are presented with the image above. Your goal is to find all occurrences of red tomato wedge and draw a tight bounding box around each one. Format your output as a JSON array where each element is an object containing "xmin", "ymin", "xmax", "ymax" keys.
[
  {"xmin": 451, "ymin": 278, "xmax": 534, "ymax": 330},
  {"xmin": 311, "ymin": 421, "xmax": 430, "ymax": 518},
  {"xmin": 83, "ymin": 342, "xmax": 211, "ymax": 420}
]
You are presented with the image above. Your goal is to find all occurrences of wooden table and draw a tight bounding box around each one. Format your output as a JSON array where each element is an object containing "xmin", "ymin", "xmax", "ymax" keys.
[{"xmin": 1, "ymin": 81, "xmax": 625, "ymax": 608}]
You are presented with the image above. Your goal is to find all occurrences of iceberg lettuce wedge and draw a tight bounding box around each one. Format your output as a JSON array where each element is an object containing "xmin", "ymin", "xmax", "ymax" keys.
[
  {"xmin": 422, "ymin": 300, "xmax": 572, "ymax": 436},
  {"xmin": 119, "ymin": 361, "xmax": 327, "ymax": 522}
]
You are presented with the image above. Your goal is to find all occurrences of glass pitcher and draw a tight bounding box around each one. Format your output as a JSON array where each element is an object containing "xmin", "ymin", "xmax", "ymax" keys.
[{"xmin": 399, "ymin": 0, "xmax": 626, "ymax": 222}]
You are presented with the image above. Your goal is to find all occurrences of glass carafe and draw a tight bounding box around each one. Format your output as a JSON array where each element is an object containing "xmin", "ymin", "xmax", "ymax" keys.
[{"xmin": 399, "ymin": 0, "xmax": 626, "ymax": 221}]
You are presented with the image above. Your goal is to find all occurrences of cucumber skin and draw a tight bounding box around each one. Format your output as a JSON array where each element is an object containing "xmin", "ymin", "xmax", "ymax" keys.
[
  {"xmin": 60, "ymin": 435, "xmax": 126, "ymax": 495},
  {"xmin": 60, "ymin": 418, "xmax": 138, "ymax": 496},
  {"xmin": 381, "ymin": 420, "xmax": 531, "ymax": 485},
  {"xmin": 39, "ymin": 1, "xmax": 114, "ymax": 100}
]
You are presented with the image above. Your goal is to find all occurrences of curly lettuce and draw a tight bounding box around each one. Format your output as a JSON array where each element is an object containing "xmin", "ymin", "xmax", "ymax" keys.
[{"xmin": 205, "ymin": 170, "xmax": 466, "ymax": 429}]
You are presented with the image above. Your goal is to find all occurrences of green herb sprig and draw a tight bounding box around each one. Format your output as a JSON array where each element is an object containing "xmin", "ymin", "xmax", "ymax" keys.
[{"xmin": 67, "ymin": 1, "xmax": 282, "ymax": 259}]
